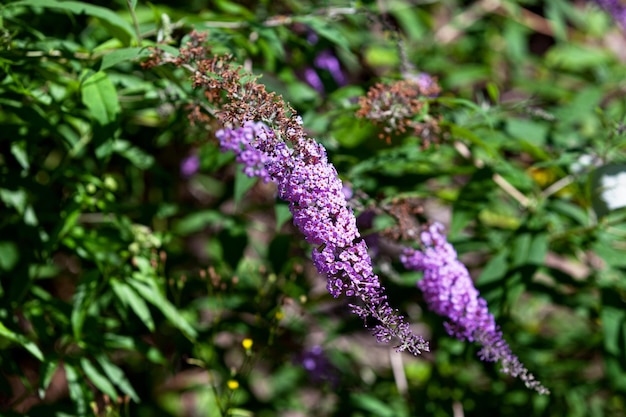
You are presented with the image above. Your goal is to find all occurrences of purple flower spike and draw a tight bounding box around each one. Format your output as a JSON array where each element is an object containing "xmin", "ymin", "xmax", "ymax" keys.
[
  {"xmin": 302, "ymin": 67, "xmax": 324, "ymax": 93},
  {"xmin": 216, "ymin": 121, "xmax": 429, "ymax": 356},
  {"xmin": 314, "ymin": 50, "xmax": 347, "ymax": 87},
  {"xmin": 401, "ymin": 223, "xmax": 549, "ymax": 394}
]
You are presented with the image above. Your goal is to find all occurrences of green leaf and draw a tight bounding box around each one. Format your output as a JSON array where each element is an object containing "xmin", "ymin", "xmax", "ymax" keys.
[
  {"xmin": 511, "ymin": 232, "xmax": 532, "ymax": 267},
  {"xmin": 64, "ymin": 362, "xmax": 88, "ymax": 416},
  {"xmin": 38, "ymin": 359, "xmax": 59, "ymax": 399},
  {"xmin": 445, "ymin": 122, "xmax": 496, "ymax": 158},
  {"xmin": 274, "ymin": 203, "xmax": 292, "ymax": 232},
  {"xmin": 110, "ymin": 279, "xmax": 155, "ymax": 331},
  {"xmin": 234, "ymin": 168, "xmax": 258, "ymax": 209},
  {"xmin": 546, "ymin": 44, "xmax": 613, "ymax": 71},
  {"xmin": 506, "ymin": 118, "xmax": 549, "ymax": 147},
  {"xmin": 213, "ymin": 0, "xmax": 255, "ymax": 18},
  {"xmin": 332, "ymin": 114, "xmax": 372, "ymax": 148},
  {"xmin": 0, "ymin": 241, "xmax": 19, "ymax": 271},
  {"xmin": 528, "ymin": 233, "xmax": 549, "ymax": 265},
  {"xmin": 444, "ymin": 65, "xmax": 490, "ymax": 89},
  {"xmin": 71, "ymin": 271, "xmax": 99, "ymax": 341},
  {"xmin": 100, "ymin": 47, "xmax": 147, "ymax": 71},
  {"xmin": 547, "ymin": 200, "xmax": 589, "ymax": 226},
  {"xmin": 80, "ymin": 358, "xmax": 118, "ymax": 400},
  {"xmin": 450, "ymin": 210, "xmax": 473, "ymax": 238},
  {"xmin": 556, "ymin": 87, "xmax": 604, "ymax": 126},
  {"xmin": 604, "ymin": 355, "xmax": 626, "ymax": 392},
  {"xmin": 103, "ymin": 334, "xmax": 137, "ymax": 350},
  {"xmin": 0, "ymin": 188, "xmax": 27, "ymax": 214},
  {"xmin": 81, "ymin": 71, "xmax": 121, "ymax": 126},
  {"xmin": 350, "ymin": 393, "xmax": 395, "ymax": 417},
  {"xmin": 546, "ymin": 0, "xmax": 568, "ymax": 41},
  {"xmin": 174, "ymin": 210, "xmax": 233, "ymax": 235},
  {"xmin": 132, "ymin": 256, "xmax": 154, "ymax": 276},
  {"xmin": 294, "ymin": 16, "xmax": 351, "ymax": 51},
  {"xmin": 127, "ymin": 278, "xmax": 197, "ymax": 339},
  {"xmin": 363, "ymin": 44, "xmax": 399, "ymax": 68},
  {"xmin": 593, "ymin": 234, "xmax": 626, "ymax": 268},
  {"xmin": 601, "ymin": 289, "xmax": 626, "ymax": 356},
  {"xmin": 110, "ymin": 139, "xmax": 154, "ymax": 169},
  {"xmin": 10, "ymin": 141, "xmax": 29, "ymax": 170},
  {"xmin": 502, "ymin": 21, "xmax": 528, "ymax": 64},
  {"xmin": 7, "ymin": 0, "xmax": 135, "ymax": 44},
  {"xmin": 372, "ymin": 214, "xmax": 396, "ymax": 232},
  {"xmin": 0, "ymin": 321, "xmax": 44, "ymax": 361},
  {"xmin": 57, "ymin": 209, "xmax": 81, "ymax": 240},
  {"xmin": 256, "ymin": 27, "xmax": 285, "ymax": 71},
  {"xmin": 486, "ymin": 82, "xmax": 500, "ymax": 103},
  {"xmin": 477, "ymin": 249, "xmax": 509, "ymax": 286},
  {"xmin": 95, "ymin": 354, "xmax": 140, "ymax": 402},
  {"xmin": 228, "ymin": 409, "xmax": 255, "ymax": 417}
]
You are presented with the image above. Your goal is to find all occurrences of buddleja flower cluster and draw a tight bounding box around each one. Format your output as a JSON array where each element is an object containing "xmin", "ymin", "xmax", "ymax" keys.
[
  {"xmin": 401, "ymin": 223, "xmax": 549, "ymax": 394},
  {"xmin": 216, "ymin": 121, "xmax": 429, "ymax": 356},
  {"xmin": 148, "ymin": 31, "xmax": 547, "ymax": 392}
]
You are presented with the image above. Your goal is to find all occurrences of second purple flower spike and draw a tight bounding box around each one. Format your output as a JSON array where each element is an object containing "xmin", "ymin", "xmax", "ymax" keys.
[{"xmin": 401, "ymin": 223, "xmax": 549, "ymax": 394}]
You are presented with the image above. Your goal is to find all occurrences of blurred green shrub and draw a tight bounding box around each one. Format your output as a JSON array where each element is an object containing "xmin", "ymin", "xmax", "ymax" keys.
[{"xmin": 1, "ymin": 0, "xmax": 626, "ymax": 416}]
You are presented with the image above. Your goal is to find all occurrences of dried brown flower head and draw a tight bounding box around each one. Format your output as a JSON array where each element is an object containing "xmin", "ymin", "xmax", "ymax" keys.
[
  {"xmin": 378, "ymin": 196, "xmax": 424, "ymax": 241},
  {"xmin": 142, "ymin": 30, "xmax": 306, "ymax": 150},
  {"xmin": 356, "ymin": 78, "xmax": 442, "ymax": 146}
]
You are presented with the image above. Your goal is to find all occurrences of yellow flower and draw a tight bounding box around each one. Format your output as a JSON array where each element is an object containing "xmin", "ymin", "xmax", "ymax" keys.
[
  {"xmin": 227, "ymin": 379, "xmax": 239, "ymax": 390},
  {"xmin": 242, "ymin": 338, "xmax": 253, "ymax": 350}
]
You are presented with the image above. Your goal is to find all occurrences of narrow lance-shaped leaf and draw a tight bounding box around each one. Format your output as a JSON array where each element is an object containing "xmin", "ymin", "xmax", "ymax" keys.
[
  {"xmin": 95, "ymin": 353, "xmax": 140, "ymax": 402},
  {"xmin": 110, "ymin": 278, "xmax": 155, "ymax": 331},
  {"xmin": 71, "ymin": 271, "xmax": 99, "ymax": 341},
  {"xmin": 80, "ymin": 358, "xmax": 118, "ymax": 400},
  {"xmin": 0, "ymin": 321, "xmax": 43, "ymax": 361},
  {"xmin": 38, "ymin": 359, "xmax": 59, "ymax": 399},
  {"xmin": 64, "ymin": 362, "xmax": 88, "ymax": 416},
  {"xmin": 127, "ymin": 277, "xmax": 197, "ymax": 339}
]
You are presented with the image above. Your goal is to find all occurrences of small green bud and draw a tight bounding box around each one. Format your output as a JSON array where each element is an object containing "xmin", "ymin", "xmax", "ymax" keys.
[{"xmin": 104, "ymin": 175, "xmax": 118, "ymax": 191}]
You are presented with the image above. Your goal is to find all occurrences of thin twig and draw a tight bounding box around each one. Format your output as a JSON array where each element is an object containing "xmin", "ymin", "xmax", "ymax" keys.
[
  {"xmin": 452, "ymin": 401, "xmax": 465, "ymax": 417},
  {"xmin": 127, "ymin": 0, "xmax": 143, "ymax": 46},
  {"xmin": 389, "ymin": 348, "xmax": 408, "ymax": 395},
  {"xmin": 541, "ymin": 175, "xmax": 575, "ymax": 199},
  {"xmin": 435, "ymin": 0, "xmax": 502, "ymax": 44},
  {"xmin": 493, "ymin": 173, "xmax": 531, "ymax": 207},
  {"xmin": 200, "ymin": 6, "xmax": 358, "ymax": 29},
  {"xmin": 454, "ymin": 141, "xmax": 531, "ymax": 208}
]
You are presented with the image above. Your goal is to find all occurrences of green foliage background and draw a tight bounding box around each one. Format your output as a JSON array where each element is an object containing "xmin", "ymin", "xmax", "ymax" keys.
[{"xmin": 1, "ymin": 0, "xmax": 626, "ymax": 416}]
